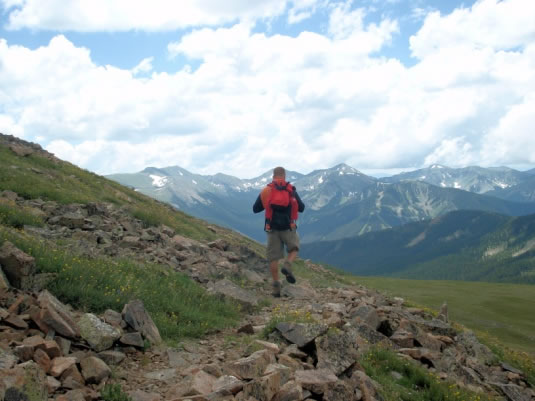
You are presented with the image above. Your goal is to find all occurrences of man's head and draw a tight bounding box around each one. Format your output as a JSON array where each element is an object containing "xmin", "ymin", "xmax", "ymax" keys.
[{"xmin": 273, "ymin": 166, "xmax": 286, "ymax": 179}]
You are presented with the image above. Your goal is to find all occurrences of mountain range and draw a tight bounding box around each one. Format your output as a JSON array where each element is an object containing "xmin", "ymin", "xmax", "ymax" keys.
[
  {"xmin": 108, "ymin": 164, "xmax": 535, "ymax": 243},
  {"xmin": 301, "ymin": 209, "xmax": 535, "ymax": 284}
]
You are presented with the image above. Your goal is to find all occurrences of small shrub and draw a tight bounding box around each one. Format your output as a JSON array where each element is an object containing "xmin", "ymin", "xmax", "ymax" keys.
[{"xmin": 101, "ymin": 383, "xmax": 132, "ymax": 401}]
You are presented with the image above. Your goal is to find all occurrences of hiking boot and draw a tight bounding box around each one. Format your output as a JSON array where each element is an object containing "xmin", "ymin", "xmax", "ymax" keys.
[
  {"xmin": 272, "ymin": 280, "xmax": 281, "ymax": 297},
  {"xmin": 281, "ymin": 261, "xmax": 296, "ymax": 284}
]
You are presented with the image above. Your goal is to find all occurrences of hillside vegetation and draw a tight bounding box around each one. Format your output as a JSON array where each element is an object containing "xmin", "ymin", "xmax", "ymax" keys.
[
  {"xmin": 0, "ymin": 134, "xmax": 266, "ymax": 341},
  {"xmin": 301, "ymin": 209, "xmax": 535, "ymax": 284}
]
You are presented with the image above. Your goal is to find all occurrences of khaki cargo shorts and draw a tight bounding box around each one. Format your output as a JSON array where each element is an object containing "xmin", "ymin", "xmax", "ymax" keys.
[{"xmin": 266, "ymin": 229, "xmax": 300, "ymax": 262}]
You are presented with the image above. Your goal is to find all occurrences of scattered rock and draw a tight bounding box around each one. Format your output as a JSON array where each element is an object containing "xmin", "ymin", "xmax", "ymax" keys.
[
  {"xmin": 78, "ymin": 313, "xmax": 121, "ymax": 352},
  {"xmin": 210, "ymin": 279, "xmax": 259, "ymax": 311},
  {"xmin": 295, "ymin": 369, "xmax": 338, "ymax": 395},
  {"xmin": 122, "ymin": 300, "xmax": 162, "ymax": 345},
  {"xmin": 0, "ymin": 241, "xmax": 36, "ymax": 290},
  {"xmin": 276, "ymin": 322, "xmax": 328, "ymax": 347},
  {"xmin": 229, "ymin": 350, "xmax": 275, "ymax": 380},
  {"xmin": 120, "ymin": 332, "xmax": 144, "ymax": 348},
  {"xmin": 37, "ymin": 290, "xmax": 80, "ymax": 339},
  {"xmin": 316, "ymin": 328, "xmax": 359, "ymax": 375},
  {"xmin": 50, "ymin": 356, "xmax": 77, "ymax": 377},
  {"xmin": 80, "ymin": 356, "xmax": 111, "ymax": 384}
]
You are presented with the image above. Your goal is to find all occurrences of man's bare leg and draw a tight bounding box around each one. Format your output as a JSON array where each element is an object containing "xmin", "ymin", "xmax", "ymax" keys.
[
  {"xmin": 281, "ymin": 250, "xmax": 297, "ymax": 284},
  {"xmin": 286, "ymin": 249, "xmax": 298, "ymax": 264},
  {"xmin": 270, "ymin": 260, "xmax": 280, "ymax": 282}
]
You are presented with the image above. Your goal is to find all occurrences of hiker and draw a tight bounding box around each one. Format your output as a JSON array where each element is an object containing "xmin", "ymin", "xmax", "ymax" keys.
[{"xmin": 253, "ymin": 166, "xmax": 305, "ymax": 297}]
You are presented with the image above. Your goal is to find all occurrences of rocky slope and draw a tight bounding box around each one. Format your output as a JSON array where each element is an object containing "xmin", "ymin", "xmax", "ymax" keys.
[
  {"xmin": 2, "ymin": 237, "xmax": 535, "ymax": 401},
  {"xmin": 1, "ymin": 134, "xmax": 534, "ymax": 401}
]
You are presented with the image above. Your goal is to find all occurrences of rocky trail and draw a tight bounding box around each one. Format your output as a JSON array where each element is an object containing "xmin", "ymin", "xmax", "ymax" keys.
[{"xmin": 1, "ymin": 187, "xmax": 535, "ymax": 401}]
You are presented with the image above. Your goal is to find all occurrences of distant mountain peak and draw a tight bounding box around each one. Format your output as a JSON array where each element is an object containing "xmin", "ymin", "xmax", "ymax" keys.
[{"xmin": 429, "ymin": 164, "xmax": 447, "ymax": 169}]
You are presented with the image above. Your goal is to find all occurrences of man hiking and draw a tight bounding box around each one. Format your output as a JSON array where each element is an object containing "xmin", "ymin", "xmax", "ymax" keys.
[{"xmin": 253, "ymin": 166, "xmax": 305, "ymax": 297}]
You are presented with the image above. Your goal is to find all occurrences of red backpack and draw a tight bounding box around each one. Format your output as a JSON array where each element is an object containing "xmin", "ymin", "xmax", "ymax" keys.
[{"xmin": 265, "ymin": 180, "xmax": 299, "ymax": 231}]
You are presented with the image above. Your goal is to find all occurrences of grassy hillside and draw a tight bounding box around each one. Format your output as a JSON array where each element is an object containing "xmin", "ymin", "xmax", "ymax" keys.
[
  {"xmin": 0, "ymin": 137, "xmax": 267, "ymax": 341},
  {"xmin": 0, "ymin": 143, "xmax": 263, "ymax": 253},
  {"xmin": 301, "ymin": 210, "xmax": 535, "ymax": 284},
  {"xmin": 353, "ymin": 276, "xmax": 535, "ymax": 355}
]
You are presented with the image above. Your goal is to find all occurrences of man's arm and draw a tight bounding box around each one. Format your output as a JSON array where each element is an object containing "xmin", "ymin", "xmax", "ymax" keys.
[
  {"xmin": 253, "ymin": 194, "xmax": 264, "ymax": 213},
  {"xmin": 293, "ymin": 189, "xmax": 305, "ymax": 212}
]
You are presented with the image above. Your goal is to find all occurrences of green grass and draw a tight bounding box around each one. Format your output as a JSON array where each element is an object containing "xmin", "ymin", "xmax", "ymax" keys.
[
  {"xmin": 352, "ymin": 276, "xmax": 535, "ymax": 355},
  {"xmin": 359, "ymin": 346, "xmax": 495, "ymax": 401},
  {"xmin": 0, "ymin": 228, "xmax": 240, "ymax": 341},
  {"xmin": 0, "ymin": 199, "xmax": 44, "ymax": 228},
  {"xmin": 101, "ymin": 383, "xmax": 132, "ymax": 401}
]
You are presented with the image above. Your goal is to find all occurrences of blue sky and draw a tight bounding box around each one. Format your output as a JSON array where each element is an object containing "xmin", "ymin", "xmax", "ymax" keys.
[{"xmin": 0, "ymin": 0, "xmax": 534, "ymax": 178}]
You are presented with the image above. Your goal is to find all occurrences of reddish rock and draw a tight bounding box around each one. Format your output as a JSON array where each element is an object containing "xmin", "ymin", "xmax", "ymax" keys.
[
  {"xmin": 33, "ymin": 348, "xmax": 52, "ymax": 373},
  {"xmin": 42, "ymin": 340, "xmax": 62, "ymax": 358},
  {"xmin": 23, "ymin": 334, "xmax": 46, "ymax": 348},
  {"xmin": 4, "ymin": 313, "xmax": 28, "ymax": 329},
  {"xmin": 0, "ymin": 241, "xmax": 36, "ymax": 289},
  {"xmin": 50, "ymin": 356, "xmax": 77, "ymax": 377},
  {"xmin": 37, "ymin": 290, "xmax": 80, "ymax": 338},
  {"xmin": 13, "ymin": 344, "xmax": 35, "ymax": 362},
  {"xmin": 60, "ymin": 364, "xmax": 86, "ymax": 389}
]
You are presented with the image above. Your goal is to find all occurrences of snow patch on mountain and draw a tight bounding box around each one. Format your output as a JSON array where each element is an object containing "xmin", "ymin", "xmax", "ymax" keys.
[
  {"xmin": 494, "ymin": 181, "xmax": 510, "ymax": 189},
  {"xmin": 149, "ymin": 174, "xmax": 168, "ymax": 188}
]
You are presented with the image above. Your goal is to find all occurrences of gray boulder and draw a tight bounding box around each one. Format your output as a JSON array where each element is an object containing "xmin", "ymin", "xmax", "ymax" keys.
[
  {"xmin": 316, "ymin": 329, "xmax": 360, "ymax": 375},
  {"xmin": 78, "ymin": 313, "xmax": 121, "ymax": 352},
  {"xmin": 209, "ymin": 279, "xmax": 259, "ymax": 311},
  {"xmin": 122, "ymin": 300, "xmax": 162, "ymax": 345},
  {"xmin": 276, "ymin": 322, "xmax": 328, "ymax": 348}
]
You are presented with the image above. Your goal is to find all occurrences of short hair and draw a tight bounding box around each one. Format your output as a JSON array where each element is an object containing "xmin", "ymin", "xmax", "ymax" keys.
[{"xmin": 273, "ymin": 166, "xmax": 286, "ymax": 178}]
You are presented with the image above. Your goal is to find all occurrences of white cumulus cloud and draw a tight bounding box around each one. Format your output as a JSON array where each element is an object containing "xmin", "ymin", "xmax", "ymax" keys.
[
  {"xmin": 2, "ymin": 0, "xmax": 294, "ymax": 31},
  {"xmin": 0, "ymin": 0, "xmax": 534, "ymax": 177}
]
